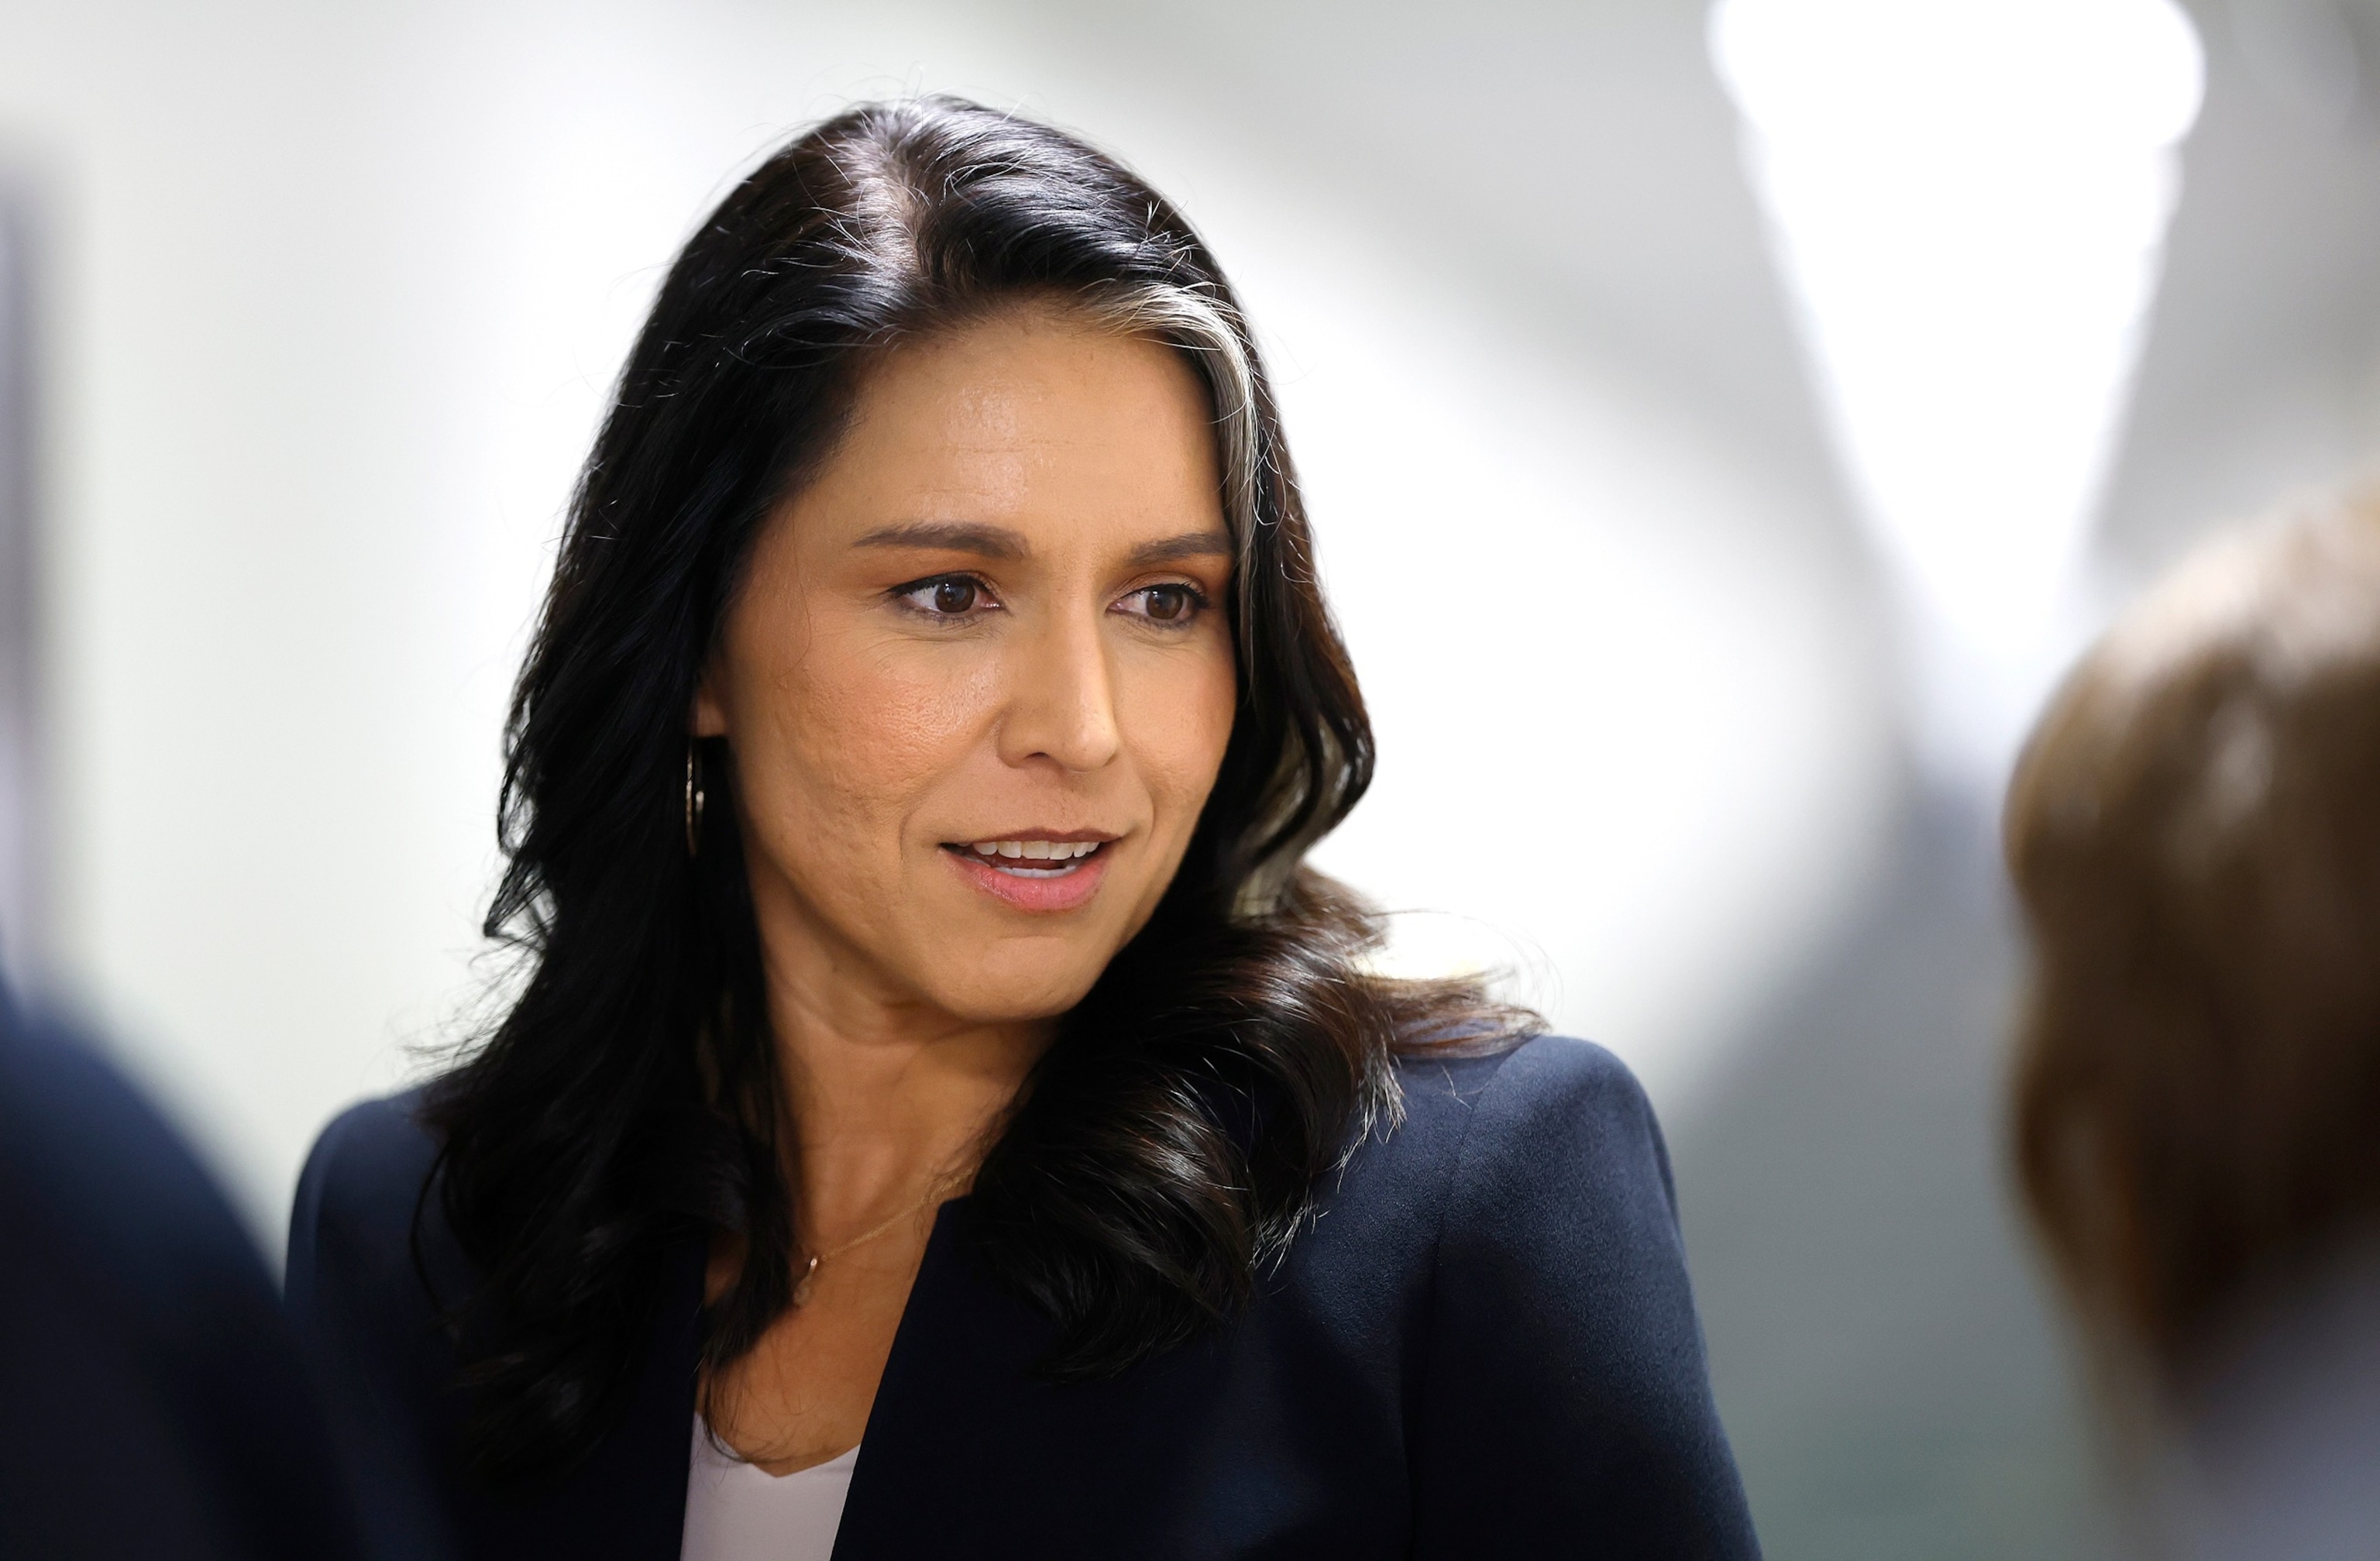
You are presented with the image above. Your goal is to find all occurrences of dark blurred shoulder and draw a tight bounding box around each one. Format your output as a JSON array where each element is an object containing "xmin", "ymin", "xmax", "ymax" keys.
[
  {"xmin": 0, "ymin": 1011, "xmax": 274, "ymax": 1294},
  {"xmin": 0, "ymin": 1003, "xmax": 378, "ymax": 1560}
]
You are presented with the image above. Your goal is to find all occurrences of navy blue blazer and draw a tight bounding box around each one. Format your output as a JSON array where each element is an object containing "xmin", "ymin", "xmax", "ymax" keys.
[
  {"xmin": 0, "ymin": 992, "xmax": 384, "ymax": 1561},
  {"xmin": 289, "ymin": 1034, "xmax": 1759, "ymax": 1559}
]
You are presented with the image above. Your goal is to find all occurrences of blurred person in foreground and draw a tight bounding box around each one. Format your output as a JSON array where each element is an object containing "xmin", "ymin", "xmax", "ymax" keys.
[
  {"xmin": 2007, "ymin": 486, "xmax": 2380, "ymax": 1557},
  {"xmin": 287, "ymin": 96, "xmax": 1756, "ymax": 1561},
  {"xmin": 0, "ymin": 978, "xmax": 388, "ymax": 1559}
]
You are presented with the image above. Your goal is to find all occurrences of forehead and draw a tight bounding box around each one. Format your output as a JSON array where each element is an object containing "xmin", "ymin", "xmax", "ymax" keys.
[{"xmin": 789, "ymin": 305, "xmax": 1225, "ymax": 545}]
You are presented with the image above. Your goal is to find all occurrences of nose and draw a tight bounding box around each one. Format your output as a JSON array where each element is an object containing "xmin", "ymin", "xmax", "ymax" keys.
[{"xmin": 999, "ymin": 602, "xmax": 1122, "ymax": 773}]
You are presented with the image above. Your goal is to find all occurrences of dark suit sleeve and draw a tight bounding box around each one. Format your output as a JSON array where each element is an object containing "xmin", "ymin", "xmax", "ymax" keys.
[
  {"xmin": 287, "ymin": 1093, "xmax": 464, "ymax": 1561},
  {"xmin": 1408, "ymin": 1037, "xmax": 1759, "ymax": 1557},
  {"xmin": 290, "ymin": 1095, "xmax": 706, "ymax": 1561}
]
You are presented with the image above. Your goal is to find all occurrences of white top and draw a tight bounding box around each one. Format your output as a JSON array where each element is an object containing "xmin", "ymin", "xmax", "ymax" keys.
[{"xmin": 680, "ymin": 1417, "xmax": 857, "ymax": 1561}]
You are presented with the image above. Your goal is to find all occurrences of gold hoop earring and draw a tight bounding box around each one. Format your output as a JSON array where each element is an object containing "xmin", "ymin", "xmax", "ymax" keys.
[{"xmin": 685, "ymin": 743, "xmax": 706, "ymax": 858}]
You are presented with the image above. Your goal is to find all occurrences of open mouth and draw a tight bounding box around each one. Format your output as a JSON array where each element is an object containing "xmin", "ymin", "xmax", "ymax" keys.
[{"xmin": 942, "ymin": 838, "xmax": 1108, "ymax": 878}]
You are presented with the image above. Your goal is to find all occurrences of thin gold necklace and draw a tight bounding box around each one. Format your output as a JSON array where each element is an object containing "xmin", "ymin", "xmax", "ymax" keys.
[{"xmin": 791, "ymin": 1179, "xmax": 947, "ymax": 1305}]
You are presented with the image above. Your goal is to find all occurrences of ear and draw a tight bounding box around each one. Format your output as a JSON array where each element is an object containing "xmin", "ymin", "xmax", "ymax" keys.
[{"xmin": 691, "ymin": 668, "xmax": 729, "ymax": 738}]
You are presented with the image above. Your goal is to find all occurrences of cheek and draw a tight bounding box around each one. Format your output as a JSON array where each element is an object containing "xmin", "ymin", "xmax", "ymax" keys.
[
  {"xmin": 755, "ymin": 641, "xmax": 1001, "ymax": 837},
  {"xmin": 1130, "ymin": 646, "xmax": 1240, "ymax": 820}
]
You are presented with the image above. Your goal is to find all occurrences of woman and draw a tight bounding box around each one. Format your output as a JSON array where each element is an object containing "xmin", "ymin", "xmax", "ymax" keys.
[
  {"xmin": 289, "ymin": 98, "xmax": 1756, "ymax": 1560},
  {"xmin": 2007, "ymin": 487, "xmax": 2380, "ymax": 1557}
]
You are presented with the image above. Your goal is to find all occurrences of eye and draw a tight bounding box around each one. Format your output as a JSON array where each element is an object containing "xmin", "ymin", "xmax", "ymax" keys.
[
  {"xmin": 892, "ymin": 574, "xmax": 998, "ymax": 619},
  {"xmin": 1121, "ymin": 583, "xmax": 1207, "ymax": 625}
]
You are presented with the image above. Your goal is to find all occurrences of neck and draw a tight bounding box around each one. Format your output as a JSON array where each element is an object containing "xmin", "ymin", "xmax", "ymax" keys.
[{"xmin": 757, "ymin": 908, "xmax": 1048, "ymax": 1241}]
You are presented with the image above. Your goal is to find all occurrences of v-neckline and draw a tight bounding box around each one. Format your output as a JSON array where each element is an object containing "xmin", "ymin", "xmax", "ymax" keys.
[{"xmin": 633, "ymin": 1198, "xmax": 979, "ymax": 1559}]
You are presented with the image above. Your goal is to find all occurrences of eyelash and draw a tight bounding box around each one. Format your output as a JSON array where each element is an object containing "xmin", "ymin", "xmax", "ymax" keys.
[
  {"xmin": 888, "ymin": 574, "xmax": 1212, "ymax": 627},
  {"xmin": 889, "ymin": 573, "xmax": 1002, "ymax": 620},
  {"xmin": 1119, "ymin": 582, "xmax": 1211, "ymax": 627}
]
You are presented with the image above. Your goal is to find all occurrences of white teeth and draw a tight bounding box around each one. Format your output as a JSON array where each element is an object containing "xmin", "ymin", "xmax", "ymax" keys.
[{"xmin": 965, "ymin": 838, "xmax": 1105, "ymax": 862}]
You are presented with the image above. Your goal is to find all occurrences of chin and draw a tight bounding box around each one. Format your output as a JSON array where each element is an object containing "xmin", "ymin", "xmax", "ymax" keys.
[{"xmin": 930, "ymin": 954, "xmax": 1109, "ymax": 1026}]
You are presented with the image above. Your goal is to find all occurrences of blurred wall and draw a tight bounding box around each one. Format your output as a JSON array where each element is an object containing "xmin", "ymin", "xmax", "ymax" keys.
[
  {"xmin": 1674, "ymin": 4, "xmax": 2380, "ymax": 1558},
  {"xmin": 2100, "ymin": 0, "xmax": 2380, "ymax": 571},
  {"xmin": 0, "ymin": 181, "xmax": 35, "ymax": 995}
]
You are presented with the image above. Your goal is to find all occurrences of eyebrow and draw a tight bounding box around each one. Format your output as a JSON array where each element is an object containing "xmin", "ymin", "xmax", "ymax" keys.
[
  {"xmin": 852, "ymin": 522, "xmax": 1235, "ymax": 569},
  {"xmin": 1126, "ymin": 530, "xmax": 1235, "ymax": 568},
  {"xmin": 852, "ymin": 521, "xmax": 1028, "ymax": 559}
]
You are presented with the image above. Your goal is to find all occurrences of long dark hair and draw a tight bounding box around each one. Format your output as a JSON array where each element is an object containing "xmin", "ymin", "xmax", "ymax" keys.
[{"xmin": 425, "ymin": 96, "xmax": 1532, "ymax": 1483}]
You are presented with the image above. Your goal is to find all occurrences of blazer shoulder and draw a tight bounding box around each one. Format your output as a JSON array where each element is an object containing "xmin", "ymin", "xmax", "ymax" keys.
[
  {"xmin": 1446, "ymin": 1033, "xmax": 1678, "ymax": 1230},
  {"xmin": 296, "ymin": 1088, "xmax": 439, "ymax": 1233},
  {"xmin": 1351, "ymin": 1034, "xmax": 1673, "ymax": 1258},
  {"xmin": 287, "ymin": 1087, "xmax": 449, "ymax": 1321},
  {"xmin": 1472, "ymin": 1032, "xmax": 1653, "ymax": 1115},
  {"xmin": 1390, "ymin": 1034, "xmax": 1663, "ymax": 1174},
  {"xmin": 1406, "ymin": 1036, "xmax": 1756, "ymax": 1555},
  {"xmin": 1470, "ymin": 1033, "xmax": 1663, "ymax": 1140},
  {"xmin": 284, "ymin": 1088, "xmax": 476, "ymax": 1561}
]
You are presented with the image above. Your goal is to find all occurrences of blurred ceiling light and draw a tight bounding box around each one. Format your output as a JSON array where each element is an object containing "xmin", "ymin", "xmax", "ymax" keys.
[{"xmin": 1710, "ymin": 0, "xmax": 2204, "ymax": 787}]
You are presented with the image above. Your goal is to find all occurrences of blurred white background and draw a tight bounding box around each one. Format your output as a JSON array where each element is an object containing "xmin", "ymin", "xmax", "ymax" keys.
[{"xmin": 6, "ymin": 2, "xmax": 2380, "ymax": 1556}]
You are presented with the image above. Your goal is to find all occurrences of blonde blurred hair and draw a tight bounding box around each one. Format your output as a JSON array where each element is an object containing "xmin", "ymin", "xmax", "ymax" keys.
[{"xmin": 2007, "ymin": 486, "xmax": 2380, "ymax": 1387}]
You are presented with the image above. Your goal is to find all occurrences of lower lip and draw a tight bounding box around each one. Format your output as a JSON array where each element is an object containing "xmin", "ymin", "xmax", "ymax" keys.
[{"xmin": 943, "ymin": 845, "xmax": 1113, "ymax": 913}]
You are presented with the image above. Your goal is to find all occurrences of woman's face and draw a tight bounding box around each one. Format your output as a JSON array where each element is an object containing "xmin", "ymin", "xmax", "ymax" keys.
[{"xmin": 695, "ymin": 304, "xmax": 1239, "ymax": 1027}]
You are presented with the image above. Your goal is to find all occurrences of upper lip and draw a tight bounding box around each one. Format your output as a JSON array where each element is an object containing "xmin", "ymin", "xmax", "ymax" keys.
[{"xmin": 947, "ymin": 828, "xmax": 1121, "ymax": 844}]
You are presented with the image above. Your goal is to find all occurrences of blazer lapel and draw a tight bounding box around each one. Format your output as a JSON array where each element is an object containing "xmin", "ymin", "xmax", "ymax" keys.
[
  {"xmin": 831, "ymin": 1202, "xmax": 1228, "ymax": 1559},
  {"xmin": 469, "ymin": 1238, "xmax": 705, "ymax": 1561}
]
